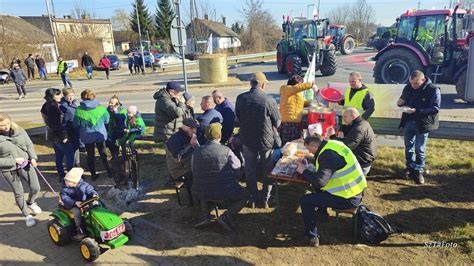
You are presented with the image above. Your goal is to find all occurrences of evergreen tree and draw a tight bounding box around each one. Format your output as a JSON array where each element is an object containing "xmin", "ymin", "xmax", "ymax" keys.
[
  {"xmin": 231, "ymin": 22, "xmax": 243, "ymax": 34},
  {"xmin": 130, "ymin": 0, "xmax": 155, "ymax": 37},
  {"xmin": 155, "ymin": 0, "xmax": 175, "ymax": 40}
]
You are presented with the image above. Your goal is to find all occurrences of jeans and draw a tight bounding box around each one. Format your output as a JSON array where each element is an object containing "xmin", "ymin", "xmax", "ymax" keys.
[
  {"xmin": 84, "ymin": 142, "xmax": 111, "ymax": 176},
  {"xmin": 242, "ymin": 145, "xmax": 274, "ymax": 203},
  {"xmin": 15, "ymin": 84, "xmax": 26, "ymax": 95},
  {"xmin": 403, "ymin": 120, "xmax": 429, "ymax": 172},
  {"xmin": 53, "ymin": 142, "xmax": 75, "ymax": 179},
  {"xmin": 38, "ymin": 67, "xmax": 48, "ymax": 80},
  {"xmin": 300, "ymin": 191, "xmax": 361, "ymax": 238},
  {"xmin": 1, "ymin": 165, "xmax": 41, "ymax": 216},
  {"xmin": 86, "ymin": 66, "xmax": 93, "ymax": 79},
  {"xmin": 71, "ymin": 207, "xmax": 82, "ymax": 227},
  {"xmin": 60, "ymin": 73, "xmax": 72, "ymax": 88}
]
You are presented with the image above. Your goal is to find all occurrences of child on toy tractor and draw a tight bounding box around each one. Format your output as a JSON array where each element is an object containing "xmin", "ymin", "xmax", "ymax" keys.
[{"xmin": 60, "ymin": 167, "xmax": 99, "ymax": 241}]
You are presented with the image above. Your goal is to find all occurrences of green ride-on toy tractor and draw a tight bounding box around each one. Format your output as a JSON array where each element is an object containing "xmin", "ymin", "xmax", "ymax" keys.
[
  {"xmin": 47, "ymin": 197, "xmax": 134, "ymax": 262},
  {"xmin": 277, "ymin": 16, "xmax": 337, "ymax": 77}
]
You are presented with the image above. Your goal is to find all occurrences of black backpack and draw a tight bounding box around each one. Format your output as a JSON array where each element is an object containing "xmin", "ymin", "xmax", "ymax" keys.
[{"xmin": 356, "ymin": 204, "xmax": 395, "ymax": 244}]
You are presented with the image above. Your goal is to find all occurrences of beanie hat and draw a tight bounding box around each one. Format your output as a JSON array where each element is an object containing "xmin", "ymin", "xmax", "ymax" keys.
[
  {"xmin": 205, "ymin": 123, "xmax": 222, "ymax": 140},
  {"xmin": 64, "ymin": 167, "xmax": 84, "ymax": 183}
]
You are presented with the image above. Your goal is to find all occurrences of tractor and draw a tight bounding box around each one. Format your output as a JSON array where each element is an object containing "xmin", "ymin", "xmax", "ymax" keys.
[
  {"xmin": 276, "ymin": 17, "xmax": 337, "ymax": 77},
  {"xmin": 374, "ymin": 5, "xmax": 472, "ymax": 101},
  {"xmin": 327, "ymin": 25, "xmax": 356, "ymax": 55},
  {"xmin": 367, "ymin": 26, "xmax": 397, "ymax": 51}
]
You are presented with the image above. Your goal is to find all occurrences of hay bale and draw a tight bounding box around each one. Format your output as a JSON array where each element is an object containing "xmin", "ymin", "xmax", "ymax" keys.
[{"xmin": 198, "ymin": 53, "xmax": 228, "ymax": 83}]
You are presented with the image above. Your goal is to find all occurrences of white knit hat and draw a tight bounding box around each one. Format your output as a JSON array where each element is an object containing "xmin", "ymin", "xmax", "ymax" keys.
[{"xmin": 64, "ymin": 167, "xmax": 84, "ymax": 183}]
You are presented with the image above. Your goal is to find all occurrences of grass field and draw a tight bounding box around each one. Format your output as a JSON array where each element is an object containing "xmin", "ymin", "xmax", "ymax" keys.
[{"xmin": 29, "ymin": 130, "xmax": 474, "ymax": 264}]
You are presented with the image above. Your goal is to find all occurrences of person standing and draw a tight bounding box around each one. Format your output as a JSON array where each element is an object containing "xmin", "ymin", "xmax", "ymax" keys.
[
  {"xmin": 127, "ymin": 54, "xmax": 135, "ymax": 75},
  {"xmin": 196, "ymin": 95, "xmax": 223, "ymax": 144},
  {"xmin": 279, "ymin": 75, "xmax": 316, "ymax": 144},
  {"xmin": 24, "ymin": 54, "xmax": 35, "ymax": 80},
  {"xmin": 340, "ymin": 72, "xmax": 375, "ymax": 120},
  {"xmin": 57, "ymin": 56, "xmax": 72, "ymax": 88},
  {"xmin": 106, "ymin": 95, "xmax": 127, "ymax": 158},
  {"xmin": 327, "ymin": 107, "xmax": 377, "ymax": 175},
  {"xmin": 35, "ymin": 55, "xmax": 48, "ymax": 80},
  {"xmin": 81, "ymin": 52, "xmax": 94, "ymax": 79},
  {"xmin": 10, "ymin": 64, "xmax": 28, "ymax": 100},
  {"xmin": 192, "ymin": 123, "xmax": 249, "ymax": 231},
  {"xmin": 98, "ymin": 55, "xmax": 111, "ymax": 79},
  {"xmin": 0, "ymin": 113, "xmax": 42, "ymax": 227},
  {"xmin": 212, "ymin": 89, "xmax": 236, "ymax": 144},
  {"xmin": 235, "ymin": 72, "xmax": 281, "ymax": 208},
  {"xmin": 153, "ymin": 81, "xmax": 187, "ymax": 142},
  {"xmin": 397, "ymin": 70, "xmax": 440, "ymax": 185},
  {"xmin": 40, "ymin": 88, "xmax": 74, "ymax": 181},
  {"xmin": 295, "ymin": 136, "xmax": 366, "ymax": 246},
  {"xmin": 60, "ymin": 88, "xmax": 81, "ymax": 167},
  {"xmin": 73, "ymin": 89, "xmax": 113, "ymax": 181}
]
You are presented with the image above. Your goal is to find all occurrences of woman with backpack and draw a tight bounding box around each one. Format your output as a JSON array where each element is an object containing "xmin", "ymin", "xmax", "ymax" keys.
[
  {"xmin": 0, "ymin": 112, "xmax": 42, "ymax": 227},
  {"xmin": 98, "ymin": 54, "xmax": 111, "ymax": 79}
]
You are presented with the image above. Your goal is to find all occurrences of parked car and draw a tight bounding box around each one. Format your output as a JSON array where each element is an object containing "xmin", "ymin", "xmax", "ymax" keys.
[
  {"xmin": 155, "ymin": 54, "xmax": 190, "ymax": 69},
  {"xmin": 106, "ymin": 54, "xmax": 121, "ymax": 70}
]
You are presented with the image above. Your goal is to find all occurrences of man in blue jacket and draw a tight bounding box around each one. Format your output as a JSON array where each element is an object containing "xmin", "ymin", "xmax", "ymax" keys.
[
  {"xmin": 60, "ymin": 167, "xmax": 98, "ymax": 240},
  {"xmin": 212, "ymin": 89, "xmax": 235, "ymax": 144},
  {"xmin": 196, "ymin": 95, "xmax": 223, "ymax": 144}
]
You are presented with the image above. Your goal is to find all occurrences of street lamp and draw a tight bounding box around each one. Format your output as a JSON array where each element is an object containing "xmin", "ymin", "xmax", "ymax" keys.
[{"xmin": 136, "ymin": 0, "xmax": 146, "ymax": 73}]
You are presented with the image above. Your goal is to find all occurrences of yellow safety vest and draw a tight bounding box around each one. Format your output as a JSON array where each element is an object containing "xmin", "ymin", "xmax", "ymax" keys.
[
  {"xmin": 57, "ymin": 60, "xmax": 69, "ymax": 74},
  {"xmin": 343, "ymin": 88, "xmax": 369, "ymax": 115},
  {"xmin": 315, "ymin": 140, "xmax": 367, "ymax": 199}
]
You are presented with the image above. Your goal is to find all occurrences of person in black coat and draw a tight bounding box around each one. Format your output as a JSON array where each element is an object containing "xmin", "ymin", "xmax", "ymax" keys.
[
  {"xmin": 60, "ymin": 88, "xmax": 81, "ymax": 167},
  {"xmin": 40, "ymin": 88, "xmax": 75, "ymax": 181},
  {"xmin": 327, "ymin": 107, "xmax": 376, "ymax": 175},
  {"xmin": 397, "ymin": 71, "xmax": 440, "ymax": 185}
]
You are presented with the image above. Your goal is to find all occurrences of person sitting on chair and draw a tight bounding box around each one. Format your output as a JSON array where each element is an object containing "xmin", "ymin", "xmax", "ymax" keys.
[
  {"xmin": 191, "ymin": 123, "xmax": 249, "ymax": 231},
  {"xmin": 295, "ymin": 136, "xmax": 367, "ymax": 246},
  {"xmin": 119, "ymin": 105, "xmax": 145, "ymax": 157},
  {"xmin": 165, "ymin": 118, "xmax": 200, "ymax": 188},
  {"xmin": 60, "ymin": 167, "xmax": 98, "ymax": 241}
]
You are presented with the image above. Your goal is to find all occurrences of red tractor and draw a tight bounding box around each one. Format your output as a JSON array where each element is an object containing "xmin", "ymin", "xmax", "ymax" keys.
[
  {"xmin": 327, "ymin": 25, "xmax": 356, "ymax": 55},
  {"xmin": 374, "ymin": 5, "xmax": 471, "ymax": 100}
]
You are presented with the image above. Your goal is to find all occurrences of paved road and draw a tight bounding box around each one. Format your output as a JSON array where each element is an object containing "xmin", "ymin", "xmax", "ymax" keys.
[{"xmin": 1, "ymin": 49, "xmax": 472, "ymax": 123}]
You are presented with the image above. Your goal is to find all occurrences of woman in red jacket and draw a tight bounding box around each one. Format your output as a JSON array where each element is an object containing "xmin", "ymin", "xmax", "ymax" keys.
[{"xmin": 98, "ymin": 55, "xmax": 111, "ymax": 79}]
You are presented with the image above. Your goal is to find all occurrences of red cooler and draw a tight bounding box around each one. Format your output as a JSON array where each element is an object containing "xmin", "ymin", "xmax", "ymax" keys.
[
  {"xmin": 308, "ymin": 87, "xmax": 343, "ymax": 137},
  {"xmin": 308, "ymin": 110, "xmax": 336, "ymax": 137}
]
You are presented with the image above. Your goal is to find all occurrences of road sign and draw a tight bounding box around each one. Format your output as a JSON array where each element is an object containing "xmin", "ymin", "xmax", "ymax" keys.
[{"xmin": 170, "ymin": 17, "xmax": 187, "ymax": 50}]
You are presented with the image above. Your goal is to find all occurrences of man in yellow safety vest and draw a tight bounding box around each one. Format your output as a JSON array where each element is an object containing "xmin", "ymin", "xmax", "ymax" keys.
[
  {"xmin": 296, "ymin": 136, "xmax": 367, "ymax": 246},
  {"xmin": 57, "ymin": 56, "xmax": 72, "ymax": 89},
  {"xmin": 341, "ymin": 72, "xmax": 375, "ymax": 120}
]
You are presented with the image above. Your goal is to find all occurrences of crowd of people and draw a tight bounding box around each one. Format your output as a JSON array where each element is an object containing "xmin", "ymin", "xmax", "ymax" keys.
[{"xmin": 0, "ymin": 65, "xmax": 440, "ymax": 246}]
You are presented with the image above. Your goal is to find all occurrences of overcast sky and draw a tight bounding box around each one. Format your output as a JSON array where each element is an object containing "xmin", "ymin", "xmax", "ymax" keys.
[{"xmin": 0, "ymin": 0, "xmax": 458, "ymax": 28}]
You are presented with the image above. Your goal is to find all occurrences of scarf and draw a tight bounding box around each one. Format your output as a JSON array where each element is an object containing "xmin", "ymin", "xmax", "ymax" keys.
[{"xmin": 74, "ymin": 105, "xmax": 108, "ymax": 130}]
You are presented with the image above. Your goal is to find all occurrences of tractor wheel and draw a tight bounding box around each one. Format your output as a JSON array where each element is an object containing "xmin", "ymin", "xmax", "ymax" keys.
[
  {"xmin": 79, "ymin": 237, "xmax": 101, "ymax": 262},
  {"xmin": 374, "ymin": 49, "xmax": 424, "ymax": 84},
  {"xmin": 276, "ymin": 45, "xmax": 287, "ymax": 74},
  {"xmin": 456, "ymin": 70, "xmax": 474, "ymax": 104},
  {"xmin": 48, "ymin": 220, "xmax": 71, "ymax": 246},
  {"xmin": 341, "ymin": 36, "xmax": 355, "ymax": 55},
  {"xmin": 123, "ymin": 218, "xmax": 135, "ymax": 240},
  {"xmin": 285, "ymin": 54, "xmax": 302, "ymax": 77},
  {"xmin": 320, "ymin": 51, "xmax": 337, "ymax": 76}
]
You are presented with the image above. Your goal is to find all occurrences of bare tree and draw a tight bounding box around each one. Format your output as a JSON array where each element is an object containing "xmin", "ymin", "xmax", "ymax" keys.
[
  {"xmin": 112, "ymin": 8, "xmax": 131, "ymax": 31},
  {"xmin": 327, "ymin": 5, "xmax": 349, "ymax": 25},
  {"xmin": 239, "ymin": 0, "xmax": 281, "ymax": 53}
]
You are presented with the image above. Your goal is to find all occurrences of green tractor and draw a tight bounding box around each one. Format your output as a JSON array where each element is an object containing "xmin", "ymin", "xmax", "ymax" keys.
[
  {"xmin": 47, "ymin": 197, "xmax": 134, "ymax": 262},
  {"xmin": 277, "ymin": 17, "xmax": 337, "ymax": 77}
]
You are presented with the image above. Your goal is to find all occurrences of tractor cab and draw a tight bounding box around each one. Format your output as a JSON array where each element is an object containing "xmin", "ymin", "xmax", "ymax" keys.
[
  {"xmin": 396, "ymin": 9, "xmax": 467, "ymax": 65},
  {"xmin": 328, "ymin": 25, "xmax": 346, "ymax": 39},
  {"xmin": 282, "ymin": 18, "xmax": 328, "ymax": 53}
]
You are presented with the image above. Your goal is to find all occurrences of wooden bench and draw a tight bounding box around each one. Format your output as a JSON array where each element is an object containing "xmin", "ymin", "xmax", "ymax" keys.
[{"xmin": 332, "ymin": 207, "xmax": 359, "ymax": 241}]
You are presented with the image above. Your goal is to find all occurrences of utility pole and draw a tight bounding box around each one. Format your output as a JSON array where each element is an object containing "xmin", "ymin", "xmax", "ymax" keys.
[
  {"xmin": 45, "ymin": 0, "xmax": 59, "ymax": 60},
  {"xmin": 173, "ymin": 0, "xmax": 188, "ymax": 92},
  {"xmin": 136, "ymin": 0, "xmax": 146, "ymax": 73}
]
